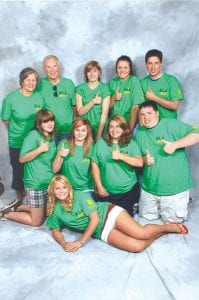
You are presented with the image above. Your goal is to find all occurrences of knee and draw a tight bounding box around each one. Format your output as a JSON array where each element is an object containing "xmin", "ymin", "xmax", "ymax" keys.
[
  {"xmin": 31, "ymin": 220, "xmax": 44, "ymax": 227},
  {"xmin": 129, "ymin": 242, "xmax": 146, "ymax": 253}
]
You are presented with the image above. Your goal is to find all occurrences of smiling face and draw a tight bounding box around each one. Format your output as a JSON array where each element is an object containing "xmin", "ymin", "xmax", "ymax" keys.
[
  {"xmin": 116, "ymin": 60, "xmax": 131, "ymax": 81},
  {"xmin": 87, "ymin": 66, "xmax": 100, "ymax": 83},
  {"xmin": 41, "ymin": 120, "xmax": 55, "ymax": 135},
  {"xmin": 139, "ymin": 106, "xmax": 159, "ymax": 128},
  {"xmin": 54, "ymin": 180, "xmax": 69, "ymax": 202},
  {"xmin": 108, "ymin": 120, "xmax": 124, "ymax": 141},
  {"xmin": 44, "ymin": 58, "xmax": 61, "ymax": 82},
  {"xmin": 21, "ymin": 73, "xmax": 38, "ymax": 93},
  {"xmin": 146, "ymin": 56, "xmax": 162, "ymax": 79},
  {"xmin": 74, "ymin": 125, "xmax": 88, "ymax": 143}
]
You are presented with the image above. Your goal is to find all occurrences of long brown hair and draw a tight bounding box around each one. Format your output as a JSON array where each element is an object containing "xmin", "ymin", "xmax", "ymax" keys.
[
  {"xmin": 67, "ymin": 117, "xmax": 93, "ymax": 157},
  {"xmin": 104, "ymin": 115, "xmax": 131, "ymax": 147},
  {"xmin": 47, "ymin": 175, "xmax": 74, "ymax": 216},
  {"xmin": 34, "ymin": 109, "xmax": 55, "ymax": 139}
]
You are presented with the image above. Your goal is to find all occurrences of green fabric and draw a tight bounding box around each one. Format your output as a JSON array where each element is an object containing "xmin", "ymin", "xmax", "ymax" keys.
[
  {"xmin": 76, "ymin": 82, "xmax": 110, "ymax": 137},
  {"xmin": 20, "ymin": 130, "xmax": 56, "ymax": 190},
  {"xmin": 47, "ymin": 190, "xmax": 110, "ymax": 239},
  {"xmin": 1, "ymin": 89, "xmax": 43, "ymax": 148},
  {"xmin": 57, "ymin": 141, "xmax": 94, "ymax": 190},
  {"xmin": 141, "ymin": 73, "xmax": 183, "ymax": 119},
  {"xmin": 37, "ymin": 77, "xmax": 75, "ymax": 135},
  {"xmin": 135, "ymin": 119, "xmax": 199, "ymax": 195},
  {"xmin": 109, "ymin": 75, "xmax": 144, "ymax": 123},
  {"xmin": 90, "ymin": 137, "xmax": 141, "ymax": 194}
]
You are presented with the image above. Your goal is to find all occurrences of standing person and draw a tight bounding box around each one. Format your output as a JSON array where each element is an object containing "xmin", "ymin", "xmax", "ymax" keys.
[
  {"xmin": 76, "ymin": 60, "xmax": 110, "ymax": 141},
  {"xmin": 0, "ymin": 109, "xmax": 56, "ymax": 226},
  {"xmin": 46, "ymin": 175, "xmax": 188, "ymax": 253},
  {"xmin": 1, "ymin": 67, "xmax": 43, "ymax": 206},
  {"xmin": 91, "ymin": 115, "xmax": 143, "ymax": 216},
  {"xmin": 52, "ymin": 117, "xmax": 94, "ymax": 192},
  {"xmin": 109, "ymin": 55, "xmax": 144, "ymax": 132},
  {"xmin": 141, "ymin": 49, "xmax": 183, "ymax": 119},
  {"xmin": 38, "ymin": 55, "xmax": 76, "ymax": 143},
  {"xmin": 135, "ymin": 101, "xmax": 199, "ymax": 223}
]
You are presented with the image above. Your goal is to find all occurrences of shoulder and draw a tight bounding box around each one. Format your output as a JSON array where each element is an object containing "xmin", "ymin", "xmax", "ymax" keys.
[
  {"xmin": 76, "ymin": 82, "xmax": 86, "ymax": 89},
  {"xmin": 109, "ymin": 77, "xmax": 119, "ymax": 84},
  {"xmin": 61, "ymin": 77, "xmax": 75, "ymax": 86}
]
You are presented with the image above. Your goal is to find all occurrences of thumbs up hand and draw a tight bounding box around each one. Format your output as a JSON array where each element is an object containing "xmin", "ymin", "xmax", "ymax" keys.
[
  {"xmin": 38, "ymin": 138, "xmax": 49, "ymax": 153},
  {"xmin": 145, "ymin": 149, "xmax": 154, "ymax": 166},
  {"xmin": 115, "ymin": 87, "xmax": 122, "ymax": 101},
  {"xmin": 93, "ymin": 93, "xmax": 102, "ymax": 105},
  {"xmin": 59, "ymin": 144, "xmax": 69, "ymax": 158}
]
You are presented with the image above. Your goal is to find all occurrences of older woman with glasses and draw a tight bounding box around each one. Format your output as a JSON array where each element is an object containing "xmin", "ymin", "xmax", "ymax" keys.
[
  {"xmin": 37, "ymin": 55, "xmax": 76, "ymax": 144},
  {"xmin": 1, "ymin": 67, "xmax": 44, "ymax": 208}
]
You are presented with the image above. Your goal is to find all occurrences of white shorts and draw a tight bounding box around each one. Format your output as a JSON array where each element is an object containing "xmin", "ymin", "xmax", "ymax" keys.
[
  {"xmin": 101, "ymin": 205, "xmax": 124, "ymax": 243},
  {"xmin": 139, "ymin": 189, "xmax": 190, "ymax": 222}
]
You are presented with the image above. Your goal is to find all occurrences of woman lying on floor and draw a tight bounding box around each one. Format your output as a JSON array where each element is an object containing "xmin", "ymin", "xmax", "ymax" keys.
[{"xmin": 47, "ymin": 175, "xmax": 188, "ymax": 253}]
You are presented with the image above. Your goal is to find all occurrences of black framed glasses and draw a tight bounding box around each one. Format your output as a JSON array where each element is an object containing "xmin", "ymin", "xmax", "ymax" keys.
[{"xmin": 53, "ymin": 85, "xmax": 58, "ymax": 97}]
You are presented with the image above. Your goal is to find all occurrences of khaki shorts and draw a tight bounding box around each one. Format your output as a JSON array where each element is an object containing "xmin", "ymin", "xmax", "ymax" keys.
[{"xmin": 139, "ymin": 189, "xmax": 189, "ymax": 222}]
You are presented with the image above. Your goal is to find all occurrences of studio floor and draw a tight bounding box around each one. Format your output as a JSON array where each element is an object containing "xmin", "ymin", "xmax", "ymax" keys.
[{"xmin": 0, "ymin": 189, "xmax": 199, "ymax": 300}]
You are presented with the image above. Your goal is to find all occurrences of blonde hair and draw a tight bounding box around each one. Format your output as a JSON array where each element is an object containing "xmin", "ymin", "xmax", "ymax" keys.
[
  {"xmin": 67, "ymin": 117, "xmax": 93, "ymax": 157},
  {"xmin": 47, "ymin": 175, "xmax": 74, "ymax": 216}
]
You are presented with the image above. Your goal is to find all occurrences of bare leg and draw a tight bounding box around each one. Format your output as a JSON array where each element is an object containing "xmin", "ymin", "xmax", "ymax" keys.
[
  {"xmin": 16, "ymin": 204, "xmax": 31, "ymax": 212},
  {"xmin": 115, "ymin": 211, "xmax": 187, "ymax": 240},
  {"xmin": 15, "ymin": 190, "xmax": 25, "ymax": 202},
  {"xmin": 107, "ymin": 228, "xmax": 158, "ymax": 252},
  {"xmin": 4, "ymin": 207, "xmax": 45, "ymax": 226}
]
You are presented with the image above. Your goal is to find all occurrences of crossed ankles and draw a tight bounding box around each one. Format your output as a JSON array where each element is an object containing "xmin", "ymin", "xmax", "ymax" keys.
[{"xmin": 0, "ymin": 198, "xmax": 22, "ymax": 220}]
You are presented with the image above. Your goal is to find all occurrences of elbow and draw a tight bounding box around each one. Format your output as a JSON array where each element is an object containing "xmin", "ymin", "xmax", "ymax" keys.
[{"xmin": 19, "ymin": 157, "xmax": 24, "ymax": 164}]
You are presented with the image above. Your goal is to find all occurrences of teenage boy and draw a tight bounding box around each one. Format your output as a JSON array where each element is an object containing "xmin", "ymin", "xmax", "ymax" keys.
[
  {"xmin": 141, "ymin": 49, "xmax": 183, "ymax": 119},
  {"xmin": 135, "ymin": 101, "xmax": 199, "ymax": 223}
]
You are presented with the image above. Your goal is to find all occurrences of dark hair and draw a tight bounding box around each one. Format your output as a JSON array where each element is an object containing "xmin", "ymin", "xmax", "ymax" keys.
[
  {"xmin": 139, "ymin": 100, "xmax": 158, "ymax": 112},
  {"xmin": 34, "ymin": 109, "xmax": 55, "ymax": 139},
  {"xmin": 145, "ymin": 49, "xmax": 163, "ymax": 63},
  {"xmin": 104, "ymin": 115, "xmax": 131, "ymax": 147},
  {"xmin": 19, "ymin": 67, "xmax": 39, "ymax": 87},
  {"xmin": 84, "ymin": 60, "xmax": 102, "ymax": 82},
  {"xmin": 115, "ymin": 55, "xmax": 133, "ymax": 75}
]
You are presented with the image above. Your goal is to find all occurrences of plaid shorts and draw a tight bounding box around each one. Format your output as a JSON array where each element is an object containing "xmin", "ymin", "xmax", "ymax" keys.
[{"xmin": 25, "ymin": 188, "xmax": 48, "ymax": 208}]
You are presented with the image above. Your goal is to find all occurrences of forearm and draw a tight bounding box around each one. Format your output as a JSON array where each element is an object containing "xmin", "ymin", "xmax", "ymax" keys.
[
  {"xmin": 77, "ymin": 99, "xmax": 95, "ymax": 115},
  {"xmin": 152, "ymin": 96, "xmax": 179, "ymax": 110},
  {"xmin": 172, "ymin": 133, "xmax": 199, "ymax": 149},
  {"xmin": 79, "ymin": 213, "xmax": 99, "ymax": 245},
  {"xmin": 129, "ymin": 105, "xmax": 139, "ymax": 131},
  {"xmin": 52, "ymin": 229, "xmax": 66, "ymax": 248},
  {"xmin": 91, "ymin": 162, "xmax": 104, "ymax": 189},
  {"xmin": 110, "ymin": 95, "xmax": 116, "ymax": 108},
  {"xmin": 52, "ymin": 152, "xmax": 64, "ymax": 173},
  {"xmin": 119, "ymin": 154, "xmax": 143, "ymax": 167},
  {"xmin": 19, "ymin": 147, "xmax": 41, "ymax": 163}
]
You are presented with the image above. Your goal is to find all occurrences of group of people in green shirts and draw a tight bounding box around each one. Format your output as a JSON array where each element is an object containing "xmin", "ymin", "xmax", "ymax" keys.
[{"xmin": 0, "ymin": 49, "xmax": 199, "ymax": 253}]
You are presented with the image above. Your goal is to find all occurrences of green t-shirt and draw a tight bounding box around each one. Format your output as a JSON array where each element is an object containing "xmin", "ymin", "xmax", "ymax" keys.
[
  {"xmin": 57, "ymin": 141, "xmax": 94, "ymax": 190},
  {"xmin": 141, "ymin": 73, "xmax": 183, "ymax": 119},
  {"xmin": 37, "ymin": 77, "xmax": 75, "ymax": 136},
  {"xmin": 76, "ymin": 82, "xmax": 111, "ymax": 137},
  {"xmin": 135, "ymin": 119, "xmax": 199, "ymax": 195},
  {"xmin": 1, "ymin": 89, "xmax": 43, "ymax": 148},
  {"xmin": 109, "ymin": 75, "xmax": 144, "ymax": 123},
  {"xmin": 20, "ymin": 130, "xmax": 56, "ymax": 190},
  {"xmin": 47, "ymin": 190, "xmax": 110, "ymax": 239},
  {"xmin": 90, "ymin": 137, "xmax": 141, "ymax": 194}
]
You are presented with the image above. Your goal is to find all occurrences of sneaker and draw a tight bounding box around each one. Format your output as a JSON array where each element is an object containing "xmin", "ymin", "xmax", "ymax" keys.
[{"xmin": 0, "ymin": 198, "xmax": 22, "ymax": 213}]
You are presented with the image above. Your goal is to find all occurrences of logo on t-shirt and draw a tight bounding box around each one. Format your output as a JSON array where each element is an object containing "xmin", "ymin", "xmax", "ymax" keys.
[
  {"xmin": 87, "ymin": 199, "xmax": 95, "ymax": 208},
  {"xmin": 159, "ymin": 89, "xmax": 168, "ymax": 96},
  {"xmin": 155, "ymin": 136, "xmax": 165, "ymax": 144},
  {"xmin": 34, "ymin": 104, "xmax": 42, "ymax": 111}
]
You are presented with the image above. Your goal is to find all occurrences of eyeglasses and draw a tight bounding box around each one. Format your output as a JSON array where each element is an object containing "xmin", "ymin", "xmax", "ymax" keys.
[{"xmin": 53, "ymin": 85, "xmax": 58, "ymax": 97}]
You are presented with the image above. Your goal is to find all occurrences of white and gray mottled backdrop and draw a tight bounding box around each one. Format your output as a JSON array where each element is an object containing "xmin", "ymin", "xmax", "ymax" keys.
[{"xmin": 0, "ymin": 0, "xmax": 198, "ymax": 193}]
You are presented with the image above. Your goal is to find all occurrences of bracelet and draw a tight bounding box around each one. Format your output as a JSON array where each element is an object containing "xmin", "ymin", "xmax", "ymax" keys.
[{"xmin": 80, "ymin": 239, "xmax": 85, "ymax": 246}]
